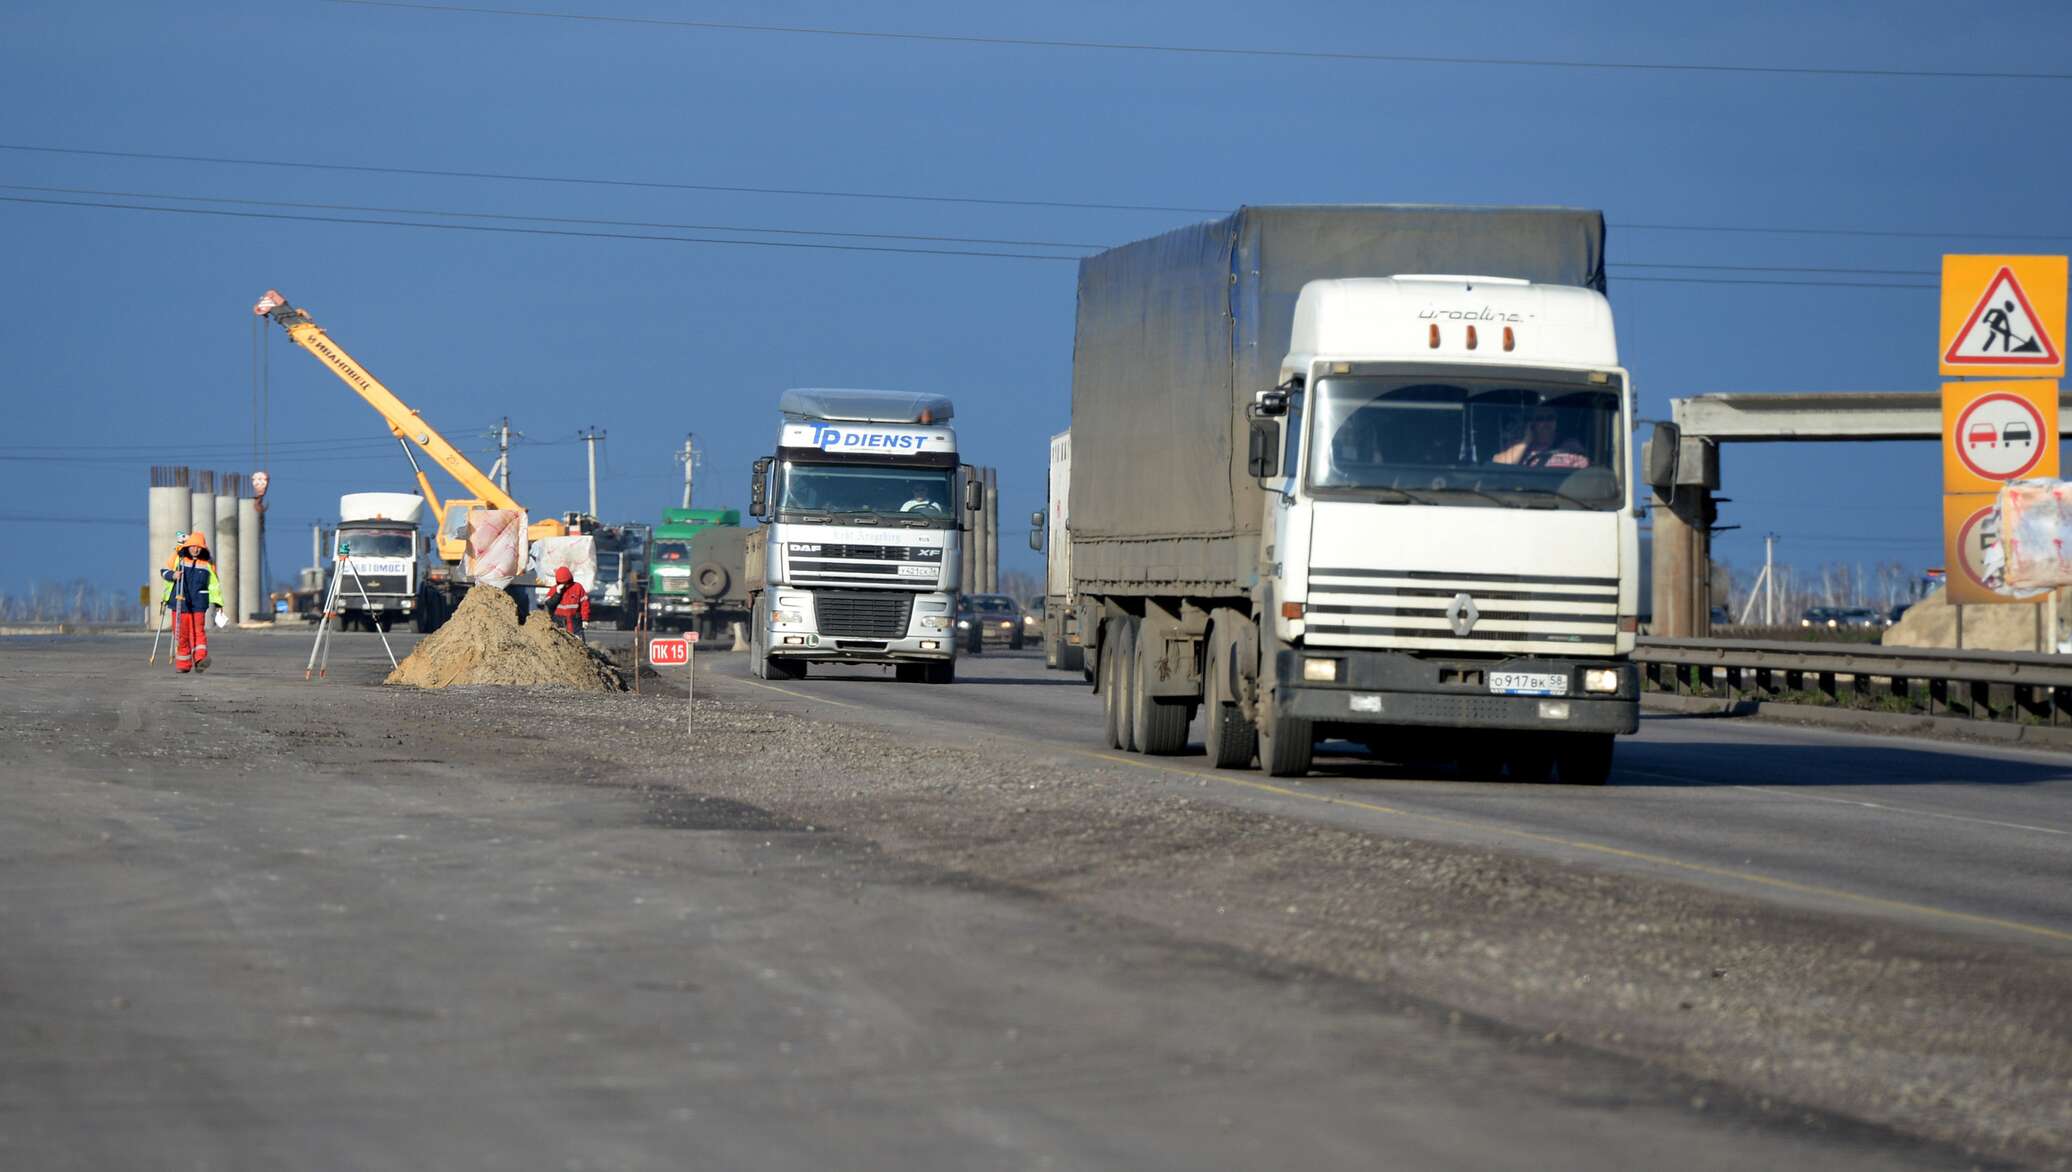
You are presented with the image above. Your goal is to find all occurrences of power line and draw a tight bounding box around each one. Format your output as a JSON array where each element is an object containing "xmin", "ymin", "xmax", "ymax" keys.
[
  {"xmin": 0, "ymin": 182, "xmax": 1959, "ymax": 282},
  {"xmin": 9, "ymin": 142, "xmax": 2069, "ymax": 246},
  {"xmin": 0, "ymin": 182, "xmax": 1105, "ymax": 252},
  {"xmin": 0, "ymin": 194, "xmax": 1962, "ymax": 290},
  {"xmin": 328, "ymin": 0, "xmax": 2072, "ymax": 83},
  {"xmin": 0, "ymin": 193, "xmax": 1081, "ymax": 262}
]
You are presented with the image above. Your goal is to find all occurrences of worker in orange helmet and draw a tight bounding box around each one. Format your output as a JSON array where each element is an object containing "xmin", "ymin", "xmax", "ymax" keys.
[
  {"xmin": 546, "ymin": 565, "xmax": 590, "ymax": 639},
  {"xmin": 160, "ymin": 530, "xmax": 225, "ymax": 673}
]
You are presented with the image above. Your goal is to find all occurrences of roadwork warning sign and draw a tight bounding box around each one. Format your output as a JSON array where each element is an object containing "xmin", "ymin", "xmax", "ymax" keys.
[{"xmin": 1941, "ymin": 256, "xmax": 2066, "ymax": 377}]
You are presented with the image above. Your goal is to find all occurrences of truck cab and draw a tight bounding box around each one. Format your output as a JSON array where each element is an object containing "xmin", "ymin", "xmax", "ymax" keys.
[
  {"xmin": 745, "ymin": 389, "xmax": 976, "ymax": 684},
  {"xmin": 1248, "ymin": 276, "xmax": 1638, "ymax": 777},
  {"xmin": 648, "ymin": 508, "xmax": 750, "ymax": 640},
  {"xmin": 328, "ymin": 492, "xmax": 429, "ymax": 633}
]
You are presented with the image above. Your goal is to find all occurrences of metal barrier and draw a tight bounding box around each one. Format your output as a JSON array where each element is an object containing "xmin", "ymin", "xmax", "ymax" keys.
[{"xmin": 1634, "ymin": 637, "xmax": 2072, "ymax": 725}]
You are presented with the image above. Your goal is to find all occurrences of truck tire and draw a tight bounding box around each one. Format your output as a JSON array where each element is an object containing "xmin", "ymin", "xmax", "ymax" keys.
[
  {"xmin": 692, "ymin": 562, "xmax": 730, "ymax": 599},
  {"xmin": 1044, "ymin": 631, "xmax": 1060, "ymax": 669},
  {"xmin": 895, "ymin": 664, "xmax": 925, "ymax": 683},
  {"xmin": 1131, "ymin": 624, "xmax": 1189, "ymax": 755},
  {"xmin": 1115, "ymin": 618, "xmax": 1141, "ymax": 752},
  {"xmin": 1100, "ymin": 618, "xmax": 1129, "ymax": 750},
  {"xmin": 1204, "ymin": 625, "xmax": 1257, "ymax": 769},
  {"xmin": 1256, "ymin": 688, "xmax": 1312, "ymax": 777},
  {"xmin": 1550, "ymin": 733, "xmax": 1614, "ymax": 786},
  {"xmin": 1060, "ymin": 642, "xmax": 1084, "ymax": 674},
  {"xmin": 764, "ymin": 656, "xmax": 806, "ymax": 681},
  {"xmin": 925, "ymin": 661, "xmax": 955, "ymax": 685}
]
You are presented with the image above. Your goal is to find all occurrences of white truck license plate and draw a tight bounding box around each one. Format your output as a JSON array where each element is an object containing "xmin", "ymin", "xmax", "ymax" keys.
[{"xmin": 1489, "ymin": 672, "xmax": 1567, "ymax": 696}]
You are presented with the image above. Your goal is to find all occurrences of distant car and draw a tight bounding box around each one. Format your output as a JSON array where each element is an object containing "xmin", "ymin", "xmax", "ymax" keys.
[
  {"xmin": 1886, "ymin": 603, "xmax": 1911, "ymax": 627},
  {"xmin": 1799, "ymin": 606, "xmax": 1839, "ymax": 628},
  {"xmin": 956, "ymin": 593, "xmax": 1025, "ymax": 652},
  {"xmin": 1838, "ymin": 607, "xmax": 1882, "ymax": 628}
]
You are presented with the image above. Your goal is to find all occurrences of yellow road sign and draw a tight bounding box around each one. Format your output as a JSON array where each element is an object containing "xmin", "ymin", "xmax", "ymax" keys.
[
  {"xmin": 1942, "ymin": 379, "xmax": 2059, "ymax": 495},
  {"xmin": 1942, "ymin": 492, "xmax": 2042, "ymax": 605},
  {"xmin": 1940, "ymin": 255, "xmax": 2066, "ymax": 377}
]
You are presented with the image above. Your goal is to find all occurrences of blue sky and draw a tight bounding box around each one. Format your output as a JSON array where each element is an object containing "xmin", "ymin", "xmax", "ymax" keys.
[{"xmin": 3, "ymin": 0, "xmax": 2068, "ymax": 599}]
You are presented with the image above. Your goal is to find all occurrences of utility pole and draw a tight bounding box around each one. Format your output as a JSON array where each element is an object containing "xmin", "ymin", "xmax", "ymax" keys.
[
  {"xmin": 484, "ymin": 418, "xmax": 520, "ymax": 495},
  {"xmin": 579, "ymin": 426, "xmax": 606, "ymax": 519},
  {"xmin": 675, "ymin": 434, "xmax": 700, "ymax": 509},
  {"xmin": 1764, "ymin": 533, "xmax": 1776, "ymax": 625}
]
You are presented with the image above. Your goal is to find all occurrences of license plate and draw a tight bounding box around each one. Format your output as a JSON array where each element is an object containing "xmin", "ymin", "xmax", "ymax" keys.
[
  {"xmin": 1490, "ymin": 671, "xmax": 1567, "ymax": 696},
  {"xmin": 897, "ymin": 564, "xmax": 936, "ymax": 578}
]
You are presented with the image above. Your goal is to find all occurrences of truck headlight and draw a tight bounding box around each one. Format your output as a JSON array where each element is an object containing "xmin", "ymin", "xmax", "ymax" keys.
[
  {"xmin": 920, "ymin": 615, "xmax": 951, "ymax": 631},
  {"xmin": 773, "ymin": 610, "xmax": 804, "ymax": 625},
  {"xmin": 1302, "ymin": 657, "xmax": 1339, "ymax": 682},
  {"xmin": 1583, "ymin": 668, "xmax": 1620, "ymax": 694}
]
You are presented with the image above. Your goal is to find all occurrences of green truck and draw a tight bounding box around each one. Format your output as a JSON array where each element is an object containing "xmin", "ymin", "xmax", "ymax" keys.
[{"xmin": 647, "ymin": 508, "xmax": 751, "ymax": 640}]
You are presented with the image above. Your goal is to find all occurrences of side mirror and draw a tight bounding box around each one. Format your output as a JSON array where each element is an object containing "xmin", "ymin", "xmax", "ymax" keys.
[
  {"xmin": 1643, "ymin": 422, "xmax": 1679, "ymax": 491},
  {"xmin": 1247, "ymin": 417, "xmax": 1281, "ymax": 480},
  {"xmin": 1028, "ymin": 509, "xmax": 1045, "ymax": 552},
  {"xmin": 963, "ymin": 467, "xmax": 985, "ymax": 512},
  {"xmin": 749, "ymin": 457, "xmax": 772, "ymax": 520}
]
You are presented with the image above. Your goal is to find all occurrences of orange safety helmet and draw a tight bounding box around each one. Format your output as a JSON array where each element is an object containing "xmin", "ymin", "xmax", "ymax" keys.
[{"xmin": 554, "ymin": 566, "xmax": 573, "ymax": 583}]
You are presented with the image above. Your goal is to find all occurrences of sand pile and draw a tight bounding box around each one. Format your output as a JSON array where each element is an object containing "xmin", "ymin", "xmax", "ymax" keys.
[{"xmin": 386, "ymin": 585, "xmax": 627, "ymax": 690}]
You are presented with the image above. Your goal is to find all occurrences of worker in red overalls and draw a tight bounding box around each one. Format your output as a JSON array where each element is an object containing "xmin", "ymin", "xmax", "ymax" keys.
[
  {"xmin": 160, "ymin": 530, "xmax": 225, "ymax": 673},
  {"xmin": 547, "ymin": 565, "xmax": 590, "ymax": 638}
]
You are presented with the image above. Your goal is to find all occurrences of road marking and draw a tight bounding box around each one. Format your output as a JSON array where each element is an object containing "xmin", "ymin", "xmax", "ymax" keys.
[
  {"xmin": 1068, "ymin": 749, "xmax": 2072, "ymax": 946},
  {"xmin": 731, "ymin": 677, "xmax": 860, "ymax": 709},
  {"xmin": 1622, "ymin": 766, "xmax": 2070, "ymax": 837}
]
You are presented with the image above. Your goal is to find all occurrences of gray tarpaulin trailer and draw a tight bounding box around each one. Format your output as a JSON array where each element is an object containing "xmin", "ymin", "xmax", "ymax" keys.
[{"xmin": 1068, "ymin": 205, "xmax": 1606, "ymax": 596}]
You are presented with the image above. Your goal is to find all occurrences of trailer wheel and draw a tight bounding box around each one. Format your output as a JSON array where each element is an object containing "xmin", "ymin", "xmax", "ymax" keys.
[
  {"xmin": 1114, "ymin": 618, "xmax": 1140, "ymax": 752},
  {"xmin": 1100, "ymin": 619, "xmax": 1126, "ymax": 749},
  {"xmin": 692, "ymin": 562, "xmax": 730, "ymax": 599},
  {"xmin": 1131, "ymin": 625, "xmax": 1189, "ymax": 755}
]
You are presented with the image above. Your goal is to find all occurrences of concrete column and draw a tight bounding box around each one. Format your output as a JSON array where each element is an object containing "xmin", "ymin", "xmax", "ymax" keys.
[
  {"xmin": 147, "ymin": 466, "xmax": 191, "ymax": 623},
  {"xmin": 214, "ymin": 475, "xmax": 239, "ymax": 624},
  {"xmin": 190, "ymin": 470, "xmax": 216, "ymax": 549},
  {"xmin": 984, "ymin": 467, "xmax": 1000, "ymax": 593},
  {"xmin": 1649, "ymin": 485, "xmax": 1714, "ymax": 638},
  {"xmin": 239, "ymin": 498, "xmax": 262, "ymax": 621}
]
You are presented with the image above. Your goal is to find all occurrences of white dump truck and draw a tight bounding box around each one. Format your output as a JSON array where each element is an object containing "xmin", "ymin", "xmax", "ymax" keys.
[
  {"xmin": 1059, "ymin": 206, "xmax": 1640, "ymax": 782},
  {"xmin": 744, "ymin": 389, "xmax": 980, "ymax": 683}
]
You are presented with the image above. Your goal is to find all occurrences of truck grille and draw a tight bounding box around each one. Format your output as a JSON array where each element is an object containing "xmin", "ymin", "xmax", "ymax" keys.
[
  {"xmin": 814, "ymin": 591, "xmax": 913, "ymax": 638},
  {"xmin": 338, "ymin": 575, "xmax": 408, "ymax": 596},
  {"xmin": 1303, "ymin": 567, "xmax": 1618, "ymax": 654},
  {"xmin": 789, "ymin": 543, "xmax": 942, "ymax": 588}
]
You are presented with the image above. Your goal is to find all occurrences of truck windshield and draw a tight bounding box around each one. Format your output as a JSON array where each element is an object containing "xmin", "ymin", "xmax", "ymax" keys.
[
  {"xmin": 336, "ymin": 530, "xmax": 415, "ymax": 558},
  {"xmin": 1308, "ymin": 375, "xmax": 1623, "ymax": 509},
  {"xmin": 780, "ymin": 462, "xmax": 958, "ymax": 527},
  {"xmin": 652, "ymin": 541, "xmax": 690, "ymax": 564}
]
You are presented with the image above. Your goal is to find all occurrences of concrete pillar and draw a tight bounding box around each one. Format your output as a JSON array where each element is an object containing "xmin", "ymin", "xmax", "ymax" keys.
[
  {"xmin": 189, "ymin": 470, "xmax": 216, "ymax": 549},
  {"xmin": 147, "ymin": 466, "xmax": 191, "ymax": 623},
  {"xmin": 1649, "ymin": 485, "xmax": 1714, "ymax": 638},
  {"xmin": 239, "ymin": 498, "xmax": 262, "ymax": 621},
  {"xmin": 214, "ymin": 474, "xmax": 240, "ymax": 625},
  {"xmin": 984, "ymin": 467, "xmax": 1000, "ymax": 593}
]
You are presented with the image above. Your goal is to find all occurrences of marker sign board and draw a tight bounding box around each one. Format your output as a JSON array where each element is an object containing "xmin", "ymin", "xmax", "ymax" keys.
[
  {"xmin": 650, "ymin": 637, "xmax": 690, "ymax": 666},
  {"xmin": 1941, "ymin": 255, "xmax": 2066, "ymax": 378},
  {"xmin": 1943, "ymin": 380, "xmax": 2059, "ymax": 495}
]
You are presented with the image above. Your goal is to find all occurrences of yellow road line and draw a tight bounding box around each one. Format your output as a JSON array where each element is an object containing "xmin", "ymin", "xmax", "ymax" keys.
[
  {"xmin": 1066, "ymin": 749, "xmax": 2072, "ymax": 946},
  {"xmin": 732, "ymin": 676, "xmax": 860, "ymax": 709},
  {"xmin": 1727, "ymin": 783, "xmax": 2069, "ymax": 837}
]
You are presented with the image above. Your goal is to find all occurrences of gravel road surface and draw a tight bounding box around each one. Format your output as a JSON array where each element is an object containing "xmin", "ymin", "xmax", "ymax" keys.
[{"xmin": 2, "ymin": 630, "xmax": 2065, "ymax": 1169}]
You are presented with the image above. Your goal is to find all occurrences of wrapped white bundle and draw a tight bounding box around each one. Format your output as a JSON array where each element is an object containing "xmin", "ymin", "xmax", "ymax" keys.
[{"xmin": 465, "ymin": 509, "xmax": 528, "ymax": 588}]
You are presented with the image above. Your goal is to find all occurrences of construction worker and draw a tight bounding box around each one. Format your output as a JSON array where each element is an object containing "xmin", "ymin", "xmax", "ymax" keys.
[
  {"xmin": 160, "ymin": 530, "xmax": 225, "ymax": 673},
  {"xmin": 547, "ymin": 565, "xmax": 590, "ymax": 638}
]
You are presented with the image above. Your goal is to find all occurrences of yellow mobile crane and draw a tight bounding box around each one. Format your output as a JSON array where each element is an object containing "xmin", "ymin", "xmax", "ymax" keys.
[{"xmin": 253, "ymin": 289, "xmax": 566, "ymax": 627}]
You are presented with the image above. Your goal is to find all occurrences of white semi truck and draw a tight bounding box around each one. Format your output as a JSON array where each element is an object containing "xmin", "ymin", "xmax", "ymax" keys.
[
  {"xmin": 744, "ymin": 389, "xmax": 980, "ymax": 684},
  {"xmin": 1060, "ymin": 206, "xmax": 1640, "ymax": 783}
]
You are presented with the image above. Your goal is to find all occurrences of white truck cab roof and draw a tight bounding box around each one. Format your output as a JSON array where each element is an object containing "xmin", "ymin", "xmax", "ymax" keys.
[{"xmin": 1284, "ymin": 276, "xmax": 1619, "ymax": 377}]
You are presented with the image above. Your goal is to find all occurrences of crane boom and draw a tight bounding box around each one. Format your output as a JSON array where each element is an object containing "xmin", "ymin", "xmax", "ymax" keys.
[{"xmin": 254, "ymin": 289, "xmax": 523, "ymax": 513}]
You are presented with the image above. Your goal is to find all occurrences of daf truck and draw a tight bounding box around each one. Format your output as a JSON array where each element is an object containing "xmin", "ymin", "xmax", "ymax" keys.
[
  {"xmin": 1067, "ymin": 206, "xmax": 1639, "ymax": 783},
  {"xmin": 745, "ymin": 389, "xmax": 979, "ymax": 683}
]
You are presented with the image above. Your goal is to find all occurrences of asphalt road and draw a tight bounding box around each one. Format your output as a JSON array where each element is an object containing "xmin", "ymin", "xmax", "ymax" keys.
[
  {"xmin": 0, "ymin": 629, "xmax": 2056, "ymax": 1169},
  {"xmin": 713, "ymin": 645, "xmax": 2072, "ymax": 953}
]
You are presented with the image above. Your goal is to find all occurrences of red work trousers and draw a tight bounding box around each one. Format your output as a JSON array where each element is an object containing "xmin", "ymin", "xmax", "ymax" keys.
[{"xmin": 173, "ymin": 609, "xmax": 209, "ymax": 673}]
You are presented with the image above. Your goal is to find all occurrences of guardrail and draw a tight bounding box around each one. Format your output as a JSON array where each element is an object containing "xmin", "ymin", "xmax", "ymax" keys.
[{"xmin": 1634, "ymin": 637, "xmax": 2072, "ymax": 726}]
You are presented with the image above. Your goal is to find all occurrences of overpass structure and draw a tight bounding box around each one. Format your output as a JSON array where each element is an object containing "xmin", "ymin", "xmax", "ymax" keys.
[{"xmin": 1648, "ymin": 389, "xmax": 2072, "ymax": 636}]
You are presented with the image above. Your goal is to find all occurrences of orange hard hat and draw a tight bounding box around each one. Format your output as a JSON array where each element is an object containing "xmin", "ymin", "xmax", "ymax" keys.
[
  {"xmin": 178, "ymin": 530, "xmax": 206, "ymax": 550},
  {"xmin": 554, "ymin": 566, "xmax": 573, "ymax": 583}
]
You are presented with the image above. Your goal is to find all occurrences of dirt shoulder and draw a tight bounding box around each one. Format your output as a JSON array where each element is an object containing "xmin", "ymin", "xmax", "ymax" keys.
[{"xmin": 396, "ymin": 676, "xmax": 2068, "ymax": 1167}]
